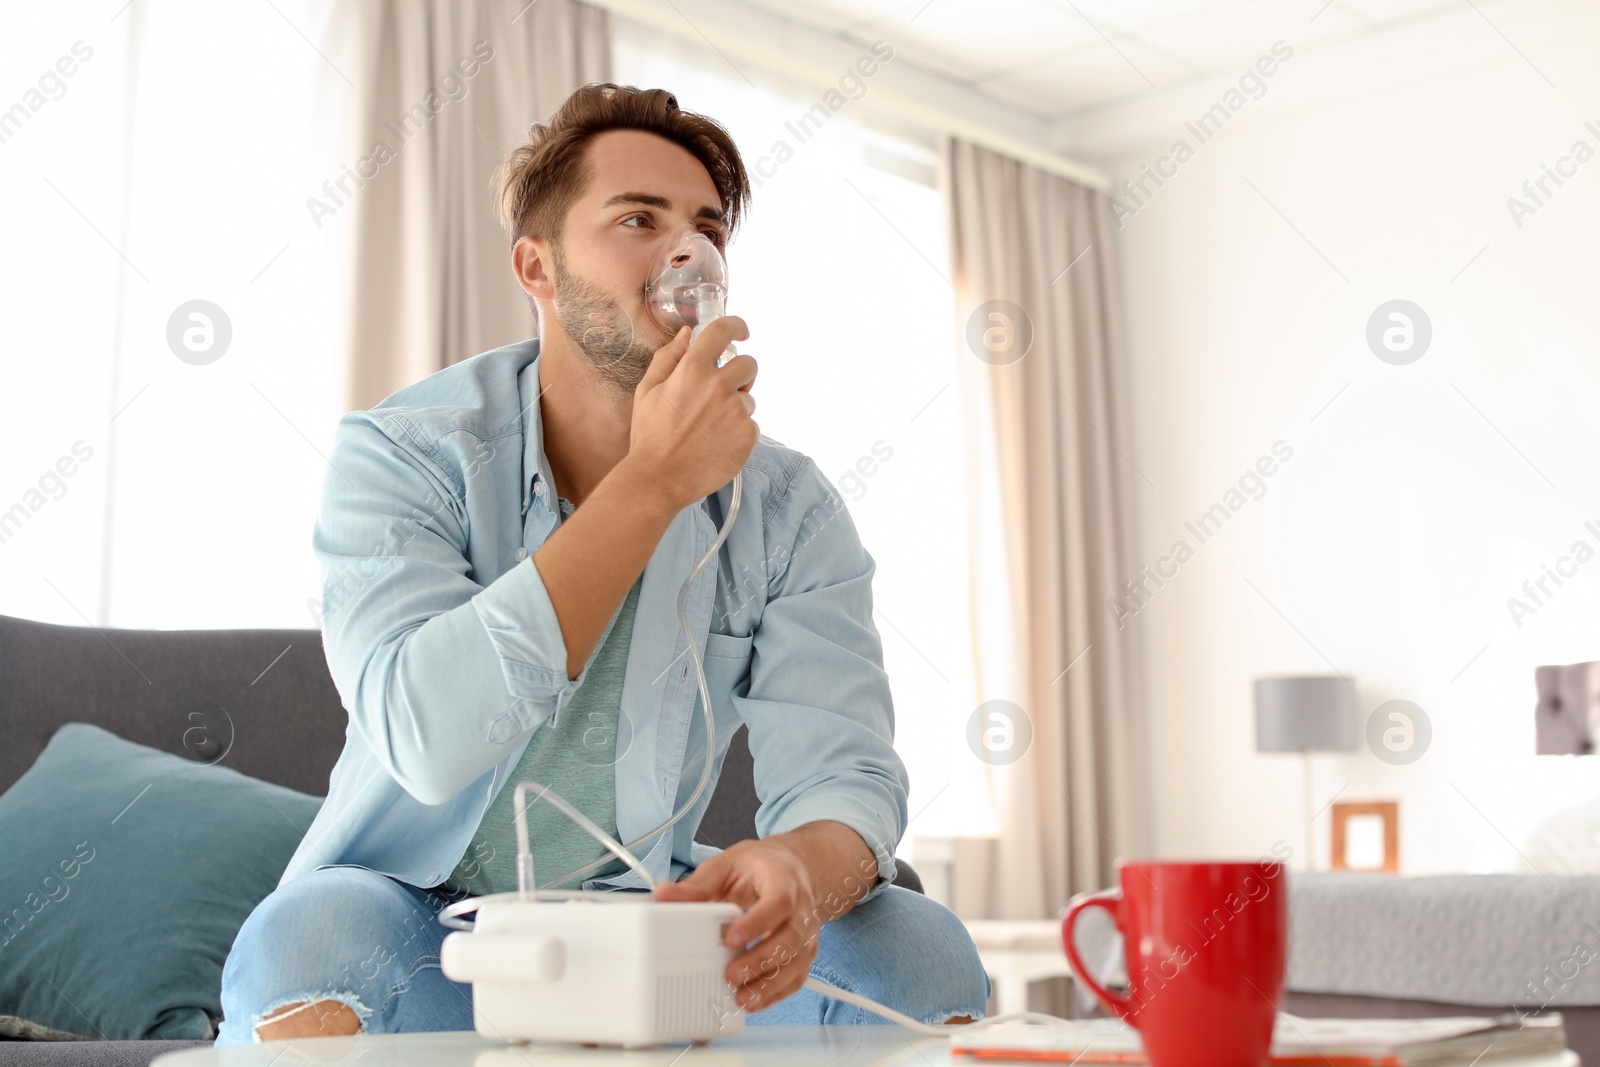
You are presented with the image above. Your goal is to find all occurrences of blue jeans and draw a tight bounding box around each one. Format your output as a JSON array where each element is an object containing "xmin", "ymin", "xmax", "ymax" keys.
[{"xmin": 215, "ymin": 866, "xmax": 990, "ymax": 1043}]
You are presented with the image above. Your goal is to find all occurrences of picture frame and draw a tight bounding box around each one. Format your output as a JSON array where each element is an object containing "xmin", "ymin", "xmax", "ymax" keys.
[{"xmin": 1330, "ymin": 800, "xmax": 1400, "ymax": 873}]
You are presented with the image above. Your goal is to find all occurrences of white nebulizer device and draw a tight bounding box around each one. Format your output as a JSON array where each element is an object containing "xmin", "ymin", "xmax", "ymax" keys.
[{"xmin": 439, "ymin": 219, "xmax": 1037, "ymax": 1048}]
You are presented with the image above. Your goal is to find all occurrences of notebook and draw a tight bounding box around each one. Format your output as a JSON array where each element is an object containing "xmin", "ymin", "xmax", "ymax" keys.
[{"xmin": 948, "ymin": 1011, "xmax": 1568, "ymax": 1066}]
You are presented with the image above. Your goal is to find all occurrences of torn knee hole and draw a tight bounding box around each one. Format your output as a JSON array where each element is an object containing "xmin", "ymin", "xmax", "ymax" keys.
[{"xmin": 252, "ymin": 996, "xmax": 365, "ymax": 1040}]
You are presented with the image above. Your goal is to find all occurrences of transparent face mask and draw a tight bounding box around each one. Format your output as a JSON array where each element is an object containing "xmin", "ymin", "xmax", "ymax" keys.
[{"xmin": 643, "ymin": 221, "xmax": 736, "ymax": 363}]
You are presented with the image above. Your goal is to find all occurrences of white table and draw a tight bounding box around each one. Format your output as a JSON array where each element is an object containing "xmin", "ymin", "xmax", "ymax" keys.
[
  {"xmin": 150, "ymin": 1027, "xmax": 1582, "ymax": 1066},
  {"xmin": 152, "ymin": 1026, "xmax": 955, "ymax": 1066}
]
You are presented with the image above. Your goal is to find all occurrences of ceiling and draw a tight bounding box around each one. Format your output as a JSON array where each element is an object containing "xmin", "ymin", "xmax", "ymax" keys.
[{"xmin": 722, "ymin": 0, "xmax": 1591, "ymax": 156}]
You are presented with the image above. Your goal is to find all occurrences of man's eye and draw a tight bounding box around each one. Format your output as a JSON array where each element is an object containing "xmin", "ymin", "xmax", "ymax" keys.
[{"xmin": 623, "ymin": 214, "xmax": 721, "ymax": 246}]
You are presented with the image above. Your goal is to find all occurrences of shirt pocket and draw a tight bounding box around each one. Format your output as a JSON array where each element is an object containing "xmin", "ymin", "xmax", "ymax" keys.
[
  {"xmin": 690, "ymin": 632, "xmax": 754, "ymax": 762},
  {"xmin": 701, "ymin": 632, "xmax": 753, "ymax": 701},
  {"xmin": 703, "ymin": 631, "xmax": 754, "ymax": 662}
]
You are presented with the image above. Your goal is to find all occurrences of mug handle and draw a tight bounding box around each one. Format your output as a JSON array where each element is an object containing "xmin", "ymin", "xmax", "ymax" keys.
[{"xmin": 1061, "ymin": 889, "xmax": 1137, "ymax": 1024}]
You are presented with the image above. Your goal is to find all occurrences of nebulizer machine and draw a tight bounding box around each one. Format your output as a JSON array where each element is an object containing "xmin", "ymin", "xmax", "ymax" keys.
[{"xmin": 439, "ymin": 222, "xmax": 1044, "ymax": 1048}]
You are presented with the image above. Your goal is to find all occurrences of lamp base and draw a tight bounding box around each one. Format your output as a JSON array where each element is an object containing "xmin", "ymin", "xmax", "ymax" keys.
[{"xmin": 1303, "ymin": 749, "xmax": 1316, "ymax": 873}]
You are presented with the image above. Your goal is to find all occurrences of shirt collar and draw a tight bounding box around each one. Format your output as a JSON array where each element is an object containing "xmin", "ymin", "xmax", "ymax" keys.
[{"xmin": 518, "ymin": 339, "xmax": 559, "ymax": 517}]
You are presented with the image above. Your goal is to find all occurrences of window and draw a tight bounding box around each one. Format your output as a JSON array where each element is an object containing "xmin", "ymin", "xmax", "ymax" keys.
[
  {"xmin": 614, "ymin": 22, "xmax": 993, "ymax": 850},
  {"xmin": 0, "ymin": 2, "xmax": 353, "ymax": 630}
]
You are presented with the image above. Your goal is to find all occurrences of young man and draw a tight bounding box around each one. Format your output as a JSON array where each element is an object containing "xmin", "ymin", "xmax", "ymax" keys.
[{"xmin": 215, "ymin": 83, "xmax": 989, "ymax": 1044}]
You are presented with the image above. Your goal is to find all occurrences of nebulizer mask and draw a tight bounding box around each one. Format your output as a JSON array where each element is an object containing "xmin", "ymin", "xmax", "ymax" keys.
[{"xmin": 644, "ymin": 221, "xmax": 739, "ymax": 366}]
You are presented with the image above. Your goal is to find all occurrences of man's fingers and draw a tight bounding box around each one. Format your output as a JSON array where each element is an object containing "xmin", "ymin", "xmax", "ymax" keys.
[
  {"xmin": 725, "ymin": 883, "xmax": 795, "ymax": 947},
  {"xmin": 653, "ymin": 854, "xmax": 759, "ymax": 910},
  {"xmin": 653, "ymin": 862, "xmax": 727, "ymax": 901},
  {"xmin": 680, "ymin": 316, "xmax": 748, "ymax": 377},
  {"xmin": 637, "ymin": 324, "xmax": 692, "ymax": 393},
  {"xmin": 728, "ymin": 927, "xmax": 814, "ymax": 1007},
  {"xmin": 653, "ymin": 879, "xmax": 711, "ymax": 901},
  {"xmin": 720, "ymin": 352, "xmax": 758, "ymax": 393}
]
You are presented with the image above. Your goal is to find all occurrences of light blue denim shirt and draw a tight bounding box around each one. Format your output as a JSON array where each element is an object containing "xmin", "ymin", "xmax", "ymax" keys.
[{"xmin": 279, "ymin": 338, "xmax": 909, "ymax": 907}]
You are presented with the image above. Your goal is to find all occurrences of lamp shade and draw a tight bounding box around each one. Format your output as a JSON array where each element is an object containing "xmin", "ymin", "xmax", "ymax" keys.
[
  {"xmin": 1254, "ymin": 675, "xmax": 1359, "ymax": 752},
  {"xmin": 1535, "ymin": 662, "xmax": 1600, "ymax": 755}
]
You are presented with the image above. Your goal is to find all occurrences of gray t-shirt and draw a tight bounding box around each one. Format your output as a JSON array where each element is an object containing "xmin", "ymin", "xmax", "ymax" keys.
[{"xmin": 441, "ymin": 496, "xmax": 638, "ymax": 895}]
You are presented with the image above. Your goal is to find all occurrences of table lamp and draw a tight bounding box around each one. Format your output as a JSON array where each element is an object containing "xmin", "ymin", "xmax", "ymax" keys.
[
  {"xmin": 1534, "ymin": 661, "xmax": 1599, "ymax": 754},
  {"xmin": 1254, "ymin": 675, "xmax": 1359, "ymax": 870}
]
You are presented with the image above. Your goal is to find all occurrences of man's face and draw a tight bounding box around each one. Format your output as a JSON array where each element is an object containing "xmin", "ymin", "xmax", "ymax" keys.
[{"xmin": 542, "ymin": 128, "xmax": 729, "ymax": 396}]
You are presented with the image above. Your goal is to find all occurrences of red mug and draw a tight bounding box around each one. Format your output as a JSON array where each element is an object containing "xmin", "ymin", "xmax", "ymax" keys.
[{"xmin": 1061, "ymin": 860, "xmax": 1288, "ymax": 1067}]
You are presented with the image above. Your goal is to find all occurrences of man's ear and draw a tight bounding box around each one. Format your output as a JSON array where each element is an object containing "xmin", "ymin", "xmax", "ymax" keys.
[{"xmin": 513, "ymin": 236, "xmax": 555, "ymax": 302}]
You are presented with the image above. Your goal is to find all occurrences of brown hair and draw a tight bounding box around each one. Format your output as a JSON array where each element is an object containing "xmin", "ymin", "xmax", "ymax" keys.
[{"xmin": 494, "ymin": 82, "xmax": 751, "ymax": 248}]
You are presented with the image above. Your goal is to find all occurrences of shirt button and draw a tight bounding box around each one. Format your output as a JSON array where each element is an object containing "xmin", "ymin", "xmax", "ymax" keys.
[
  {"xmin": 427, "ymin": 871, "xmax": 440, "ymax": 882},
  {"xmin": 533, "ymin": 481, "xmax": 547, "ymax": 497},
  {"xmin": 515, "ymin": 547, "xmax": 529, "ymax": 562}
]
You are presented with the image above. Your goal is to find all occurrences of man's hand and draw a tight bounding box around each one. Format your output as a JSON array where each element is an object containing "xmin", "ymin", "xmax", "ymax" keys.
[
  {"xmin": 629, "ymin": 316, "xmax": 758, "ymax": 513},
  {"xmin": 651, "ymin": 822, "xmax": 881, "ymax": 1012},
  {"xmin": 533, "ymin": 315, "xmax": 755, "ymax": 681}
]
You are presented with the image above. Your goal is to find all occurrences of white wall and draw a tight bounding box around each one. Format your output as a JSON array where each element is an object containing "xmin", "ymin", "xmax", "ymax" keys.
[{"xmin": 1107, "ymin": 26, "xmax": 1600, "ymax": 872}]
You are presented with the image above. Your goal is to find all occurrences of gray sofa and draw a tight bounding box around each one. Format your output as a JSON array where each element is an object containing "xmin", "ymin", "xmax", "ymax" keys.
[{"xmin": 0, "ymin": 612, "xmax": 923, "ymax": 1066}]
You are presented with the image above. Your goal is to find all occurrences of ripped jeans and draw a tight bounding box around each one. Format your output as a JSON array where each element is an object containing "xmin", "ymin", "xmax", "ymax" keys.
[{"xmin": 214, "ymin": 865, "xmax": 991, "ymax": 1044}]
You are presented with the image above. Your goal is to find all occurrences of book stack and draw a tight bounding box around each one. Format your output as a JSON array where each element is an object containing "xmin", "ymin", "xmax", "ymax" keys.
[{"xmin": 948, "ymin": 1011, "xmax": 1570, "ymax": 1066}]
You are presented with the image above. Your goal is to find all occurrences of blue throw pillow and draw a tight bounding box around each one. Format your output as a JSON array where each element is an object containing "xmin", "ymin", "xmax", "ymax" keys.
[{"xmin": 0, "ymin": 723, "xmax": 323, "ymax": 1040}]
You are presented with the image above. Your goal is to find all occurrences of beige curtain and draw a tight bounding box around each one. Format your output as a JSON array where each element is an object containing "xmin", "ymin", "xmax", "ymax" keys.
[
  {"xmin": 946, "ymin": 137, "xmax": 1153, "ymax": 922},
  {"xmin": 344, "ymin": 0, "xmax": 611, "ymax": 409}
]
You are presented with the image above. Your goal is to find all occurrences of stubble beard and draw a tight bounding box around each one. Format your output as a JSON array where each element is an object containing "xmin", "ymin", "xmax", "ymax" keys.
[{"xmin": 551, "ymin": 241, "xmax": 663, "ymax": 399}]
